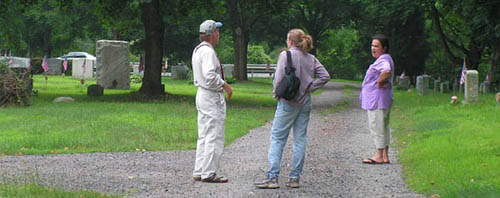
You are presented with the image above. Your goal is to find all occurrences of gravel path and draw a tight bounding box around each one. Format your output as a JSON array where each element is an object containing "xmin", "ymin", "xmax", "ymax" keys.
[{"xmin": 0, "ymin": 82, "xmax": 420, "ymax": 198}]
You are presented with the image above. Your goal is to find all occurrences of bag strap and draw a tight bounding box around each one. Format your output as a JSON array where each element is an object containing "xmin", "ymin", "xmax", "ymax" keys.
[{"xmin": 286, "ymin": 50, "xmax": 296, "ymax": 74}]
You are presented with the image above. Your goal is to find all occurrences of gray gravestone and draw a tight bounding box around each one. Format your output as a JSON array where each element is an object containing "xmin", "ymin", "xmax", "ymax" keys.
[
  {"xmin": 223, "ymin": 64, "xmax": 234, "ymax": 78},
  {"xmin": 398, "ymin": 76, "xmax": 410, "ymax": 90},
  {"xmin": 171, "ymin": 64, "xmax": 189, "ymax": 80},
  {"xmin": 434, "ymin": 80, "xmax": 440, "ymax": 92},
  {"xmin": 416, "ymin": 75, "xmax": 431, "ymax": 96},
  {"xmin": 482, "ymin": 81, "xmax": 491, "ymax": 93},
  {"xmin": 87, "ymin": 84, "xmax": 104, "ymax": 96},
  {"xmin": 47, "ymin": 58, "xmax": 62, "ymax": 75},
  {"xmin": 440, "ymin": 81, "xmax": 449, "ymax": 93},
  {"xmin": 452, "ymin": 79, "xmax": 459, "ymax": 93},
  {"xmin": 465, "ymin": 70, "xmax": 479, "ymax": 104},
  {"xmin": 4, "ymin": 56, "xmax": 31, "ymax": 69},
  {"xmin": 96, "ymin": 40, "xmax": 130, "ymax": 89}
]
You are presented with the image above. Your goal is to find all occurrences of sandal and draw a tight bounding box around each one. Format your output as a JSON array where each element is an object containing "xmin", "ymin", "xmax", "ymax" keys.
[
  {"xmin": 201, "ymin": 173, "xmax": 228, "ymax": 183},
  {"xmin": 362, "ymin": 158, "xmax": 384, "ymax": 164}
]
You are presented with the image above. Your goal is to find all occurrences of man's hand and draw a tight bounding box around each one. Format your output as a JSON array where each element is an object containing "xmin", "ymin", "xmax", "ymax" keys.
[{"xmin": 223, "ymin": 83, "xmax": 233, "ymax": 101}]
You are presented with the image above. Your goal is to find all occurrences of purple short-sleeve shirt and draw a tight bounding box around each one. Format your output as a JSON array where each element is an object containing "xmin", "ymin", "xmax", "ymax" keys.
[{"xmin": 360, "ymin": 54, "xmax": 394, "ymax": 110}]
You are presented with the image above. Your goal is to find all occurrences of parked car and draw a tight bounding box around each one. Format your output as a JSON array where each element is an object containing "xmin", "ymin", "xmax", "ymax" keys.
[{"xmin": 59, "ymin": 52, "xmax": 96, "ymax": 60}]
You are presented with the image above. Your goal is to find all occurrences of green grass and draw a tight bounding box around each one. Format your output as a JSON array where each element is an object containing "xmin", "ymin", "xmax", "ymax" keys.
[
  {"xmin": 0, "ymin": 183, "xmax": 119, "ymax": 198},
  {"xmin": 0, "ymin": 75, "xmax": 277, "ymax": 197},
  {"xmin": 319, "ymin": 84, "xmax": 358, "ymax": 115},
  {"xmin": 0, "ymin": 75, "xmax": 276, "ymax": 155},
  {"xmin": 391, "ymin": 91, "xmax": 500, "ymax": 198}
]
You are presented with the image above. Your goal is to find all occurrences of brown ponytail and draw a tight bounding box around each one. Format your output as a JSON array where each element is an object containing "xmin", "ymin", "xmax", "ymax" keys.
[{"xmin": 288, "ymin": 29, "xmax": 314, "ymax": 53}]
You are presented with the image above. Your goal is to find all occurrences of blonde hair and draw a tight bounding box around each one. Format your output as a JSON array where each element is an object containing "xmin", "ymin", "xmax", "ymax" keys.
[{"xmin": 287, "ymin": 29, "xmax": 314, "ymax": 53}]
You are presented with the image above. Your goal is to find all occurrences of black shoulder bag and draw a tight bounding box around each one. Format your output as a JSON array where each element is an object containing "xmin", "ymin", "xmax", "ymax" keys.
[{"xmin": 276, "ymin": 51, "xmax": 301, "ymax": 100}]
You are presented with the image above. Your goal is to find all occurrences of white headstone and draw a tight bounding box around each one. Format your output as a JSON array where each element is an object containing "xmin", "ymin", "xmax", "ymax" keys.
[
  {"xmin": 465, "ymin": 70, "xmax": 479, "ymax": 104},
  {"xmin": 72, "ymin": 58, "xmax": 94, "ymax": 79}
]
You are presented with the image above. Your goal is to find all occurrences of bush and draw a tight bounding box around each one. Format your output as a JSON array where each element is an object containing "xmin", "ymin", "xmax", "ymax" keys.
[
  {"xmin": 225, "ymin": 76, "xmax": 236, "ymax": 84},
  {"xmin": 0, "ymin": 61, "xmax": 32, "ymax": 107},
  {"xmin": 130, "ymin": 74, "xmax": 142, "ymax": 84}
]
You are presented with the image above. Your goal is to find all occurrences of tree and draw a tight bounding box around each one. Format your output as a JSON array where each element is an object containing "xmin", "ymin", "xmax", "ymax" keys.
[
  {"xmin": 139, "ymin": 0, "xmax": 165, "ymax": 95},
  {"xmin": 426, "ymin": 0, "xmax": 496, "ymax": 71},
  {"xmin": 290, "ymin": 0, "xmax": 361, "ymax": 55},
  {"xmin": 224, "ymin": 0, "xmax": 290, "ymax": 81},
  {"xmin": 358, "ymin": 0, "xmax": 429, "ymax": 79}
]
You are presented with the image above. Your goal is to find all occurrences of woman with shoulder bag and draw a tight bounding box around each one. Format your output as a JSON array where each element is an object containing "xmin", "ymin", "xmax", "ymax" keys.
[{"xmin": 255, "ymin": 29, "xmax": 330, "ymax": 189}]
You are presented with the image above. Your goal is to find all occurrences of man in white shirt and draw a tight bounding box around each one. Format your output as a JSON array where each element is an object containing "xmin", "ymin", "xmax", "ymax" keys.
[{"xmin": 191, "ymin": 19, "xmax": 232, "ymax": 183}]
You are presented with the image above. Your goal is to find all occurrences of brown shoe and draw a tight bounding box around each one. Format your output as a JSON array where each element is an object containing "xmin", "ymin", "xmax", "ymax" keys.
[
  {"xmin": 285, "ymin": 178, "xmax": 300, "ymax": 188},
  {"xmin": 255, "ymin": 177, "xmax": 279, "ymax": 189},
  {"xmin": 193, "ymin": 175, "xmax": 201, "ymax": 181},
  {"xmin": 201, "ymin": 173, "xmax": 228, "ymax": 183}
]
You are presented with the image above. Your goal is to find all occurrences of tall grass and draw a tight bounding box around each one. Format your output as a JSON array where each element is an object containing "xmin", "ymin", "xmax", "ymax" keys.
[
  {"xmin": 0, "ymin": 75, "xmax": 276, "ymax": 155},
  {"xmin": 391, "ymin": 91, "xmax": 500, "ymax": 198}
]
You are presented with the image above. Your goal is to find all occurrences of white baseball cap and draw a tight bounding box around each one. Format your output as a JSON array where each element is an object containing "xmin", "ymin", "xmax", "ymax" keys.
[{"xmin": 199, "ymin": 20, "xmax": 223, "ymax": 35}]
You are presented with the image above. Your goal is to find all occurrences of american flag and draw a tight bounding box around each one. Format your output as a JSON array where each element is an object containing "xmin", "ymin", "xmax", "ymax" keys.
[
  {"xmin": 42, "ymin": 56, "xmax": 49, "ymax": 72},
  {"xmin": 138, "ymin": 55, "xmax": 144, "ymax": 72},
  {"xmin": 82, "ymin": 59, "xmax": 86, "ymax": 74},
  {"xmin": 400, "ymin": 71, "xmax": 406, "ymax": 79},
  {"xmin": 460, "ymin": 59, "xmax": 466, "ymax": 85},
  {"xmin": 63, "ymin": 57, "xmax": 68, "ymax": 72}
]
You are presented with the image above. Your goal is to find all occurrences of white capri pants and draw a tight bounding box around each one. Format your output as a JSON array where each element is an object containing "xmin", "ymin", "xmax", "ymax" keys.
[
  {"xmin": 193, "ymin": 88, "xmax": 226, "ymax": 179},
  {"xmin": 367, "ymin": 109, "xmax": 391, "ymax": 149}
]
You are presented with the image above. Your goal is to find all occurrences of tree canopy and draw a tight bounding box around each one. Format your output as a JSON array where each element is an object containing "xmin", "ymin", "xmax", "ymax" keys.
[{"xmin": 1, "ymin": 0, "xmax": 499, "ymax": 95}]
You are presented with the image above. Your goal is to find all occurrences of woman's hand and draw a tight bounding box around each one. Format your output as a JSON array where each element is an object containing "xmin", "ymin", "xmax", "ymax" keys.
[{"xmin": 376, "ymin": 71, "xmax": 391, "ymax": 89}]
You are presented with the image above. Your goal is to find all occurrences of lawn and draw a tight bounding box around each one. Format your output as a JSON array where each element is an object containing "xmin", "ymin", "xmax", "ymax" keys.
[
  {"xmin": 0, "ymin": 75, "xmax": 278, "ymax": 197},
  {"xmin": 0, "ymin": 75, "xmax": 276, "ymax": 155},
  {"xmin": 391, "ymin": 90, "xmax": 500, "ymax": 198}
]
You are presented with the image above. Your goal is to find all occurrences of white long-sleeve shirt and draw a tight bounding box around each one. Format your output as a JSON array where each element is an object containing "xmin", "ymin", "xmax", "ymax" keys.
[{"xmin": 191, "ymin": 41, "xmax": 225, "ymax": 92}]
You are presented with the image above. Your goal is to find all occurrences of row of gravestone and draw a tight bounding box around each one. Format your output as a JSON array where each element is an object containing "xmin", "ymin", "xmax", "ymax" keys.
[{"xmin": 400, "ymin": 71, "xmax": 483, "ymax": 104}]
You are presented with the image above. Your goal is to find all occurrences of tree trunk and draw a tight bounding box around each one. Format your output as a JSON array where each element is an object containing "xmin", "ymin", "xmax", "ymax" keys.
[
  {"xmin": 489, "ymin": 42, "xmax": 500, "ymax": 81},
  {"xmin": 233, "ymin": 27, "xmax": 249, "ymax": 81},
  {"xmin": 429, "ymin": 4, "xmax": 461, "ymax": 65},
  {"xmin": 466, "ymin": 40, "xmax": 482, "ymax": 70},
  {"xmin": 44, "ymin": 27, "xmax": 52, "ymax": 57},
  {"xmin": 226, "ymin": 0, "xmax": 251, "ymax": 81},
  {"xmin": 139, "ymin": 0, "xmax": 165, "ymax": 96}
]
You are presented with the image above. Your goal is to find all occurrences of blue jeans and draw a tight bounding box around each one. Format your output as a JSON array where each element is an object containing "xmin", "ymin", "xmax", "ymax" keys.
[{"xmin": 267, "ymin": 97, "xmax": 312, "ymax": 179}]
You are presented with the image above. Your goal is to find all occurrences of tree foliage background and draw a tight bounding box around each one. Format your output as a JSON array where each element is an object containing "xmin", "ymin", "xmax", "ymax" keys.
[{"xmin": 1, "ymin": 0, "xmax": 499, "ymax": 93}]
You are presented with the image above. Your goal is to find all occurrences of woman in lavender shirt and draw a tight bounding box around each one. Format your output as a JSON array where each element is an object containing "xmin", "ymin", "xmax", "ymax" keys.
[{"xmin": 361, "ymin": 34, "xmax": 394, "ymax": 164}]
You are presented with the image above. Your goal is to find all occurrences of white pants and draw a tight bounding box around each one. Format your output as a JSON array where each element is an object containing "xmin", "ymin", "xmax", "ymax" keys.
[
  {"xmin": 367, "ymin": 109, "xmax": 391, "ymax": 149},
  {"xmin": 193, "ymin": 88, "xmax": 226, "ymax": 179}
]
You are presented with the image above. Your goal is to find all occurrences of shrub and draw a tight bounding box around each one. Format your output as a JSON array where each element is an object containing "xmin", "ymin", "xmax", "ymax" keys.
[
  {"xmin": 130, "ymin": 74, "xmax": 142, "ymax": 84},
  {"xmin": 0, "ymin": 60, "xmax": 32, "ymax": 107}
]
